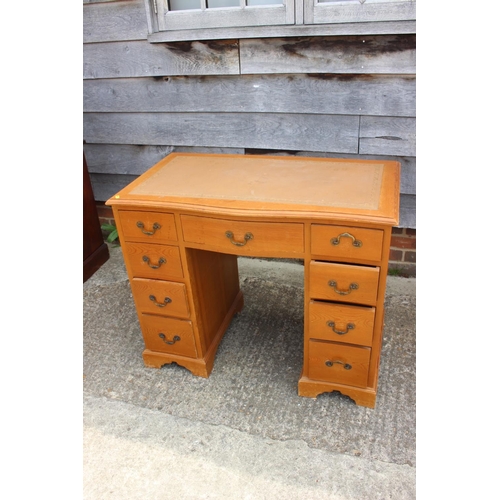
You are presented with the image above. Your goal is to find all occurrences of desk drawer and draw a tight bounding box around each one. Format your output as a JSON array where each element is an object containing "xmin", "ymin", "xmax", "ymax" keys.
[
  {"xmin": 308, "ymin": 340, "xmax": 370, "ymax": 388},
  {"xmin": 181, "ymin": 215, "xmax": 304, "ymax": 256},
  {"xmin": 123, "ymin": 242, "xmax": 184, "ymax": 280},
  {"xmin": 131, "ymin": 279, "xmax": 190, "ymax": 319},
  {"xmin": 117, "ymin": 210, "xmax": 177, "ymax": 243},
  {"xmin": 311, "ymin": 224, "xmax": 383, "ymax": 263},
  {"xmin": 309, "ymin": 301, "xmax": 375, "ymax": 347},
  {"xmin": 309, "ymin": 261, "xmax": 379, "ymax": 306},
  {"xmin": 140, "ymin": 315, "xmax": 197, "ymax": 358}
]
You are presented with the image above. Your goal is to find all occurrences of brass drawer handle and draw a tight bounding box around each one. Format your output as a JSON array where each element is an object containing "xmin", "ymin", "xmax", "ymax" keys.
[
  {"xmin": 225, "ymin": 231, "xmax": 254, "ymax": 247},
  {"xmin": 136, "ymin": 221, "xmax": 161, "ymax": 235},
  {"xmin": 149, "ymin": 295, "xmax": 172, "ymax": 307},
  {"xmin": 325, "ymin": 360, "xmax": 352, "ymax": 370},
  {"xmin": 158, "ymin": 333, "xmax": 181, "ymax": 345},
  {"xmin": 327, "ymin": 321, "xmax": 355, "ymax": 335},
  {"xmin": 142, "ymin": 256, "xmax": 166, "ymax": 269},
  {"xmin": 330, "ymin": 232, "xmax": 362, "ymax": 248},
  {"xmin": 328, "ymin": 280, "xmax": 359, "ymax": 295}
]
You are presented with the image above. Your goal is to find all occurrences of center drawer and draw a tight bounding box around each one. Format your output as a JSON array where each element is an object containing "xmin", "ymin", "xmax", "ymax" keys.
[
  {"xmin": 180, "ymin": 215, "xmax": 304, "ymax": 256},
  {"xmin": 309, "ymin": 261, "xmax": 379, "ymax": 306}
]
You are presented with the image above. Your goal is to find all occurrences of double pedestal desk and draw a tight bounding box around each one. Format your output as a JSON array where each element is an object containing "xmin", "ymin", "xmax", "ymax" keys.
[{"xmin": 107, "ymin": 153, "xmax": 400, "ymax": 408}]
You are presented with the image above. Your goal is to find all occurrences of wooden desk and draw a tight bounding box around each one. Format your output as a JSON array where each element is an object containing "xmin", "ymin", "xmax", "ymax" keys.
[{"xmin": 106, "ymin": 153, "xmax": 400, "ymax": 408}]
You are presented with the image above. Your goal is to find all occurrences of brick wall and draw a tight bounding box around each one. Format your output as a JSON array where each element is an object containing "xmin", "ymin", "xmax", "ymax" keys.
[
  {"xmin": 96, "ymin": 202, "xmax": 416, "ymax": 277},
  {"xmin": 389, "ymin": 227, "xmax": 416, "ymax": 277}
]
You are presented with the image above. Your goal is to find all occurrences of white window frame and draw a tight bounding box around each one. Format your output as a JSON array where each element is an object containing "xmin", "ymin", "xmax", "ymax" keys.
[
  {"xmin": 152, "ymin": 0, "xmax": 295, "ymax": 32},
  {"xmin": 145, "ymin": 0, "xmax": 416, "ymax": 41}
]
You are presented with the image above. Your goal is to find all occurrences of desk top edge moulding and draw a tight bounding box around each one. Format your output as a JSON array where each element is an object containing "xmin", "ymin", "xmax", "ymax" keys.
[{"xmin": 106, "ymin": 153, "xmax": 400, "ymax": 408}]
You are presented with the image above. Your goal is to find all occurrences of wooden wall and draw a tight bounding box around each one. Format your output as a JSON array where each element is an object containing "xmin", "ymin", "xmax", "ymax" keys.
[{"xmin": 83, "ymin": 0, "xmax": 416, "ymax": 228}]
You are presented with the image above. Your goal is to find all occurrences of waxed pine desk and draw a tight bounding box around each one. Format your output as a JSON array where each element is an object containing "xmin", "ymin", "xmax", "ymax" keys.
[{"xmin": 106, "ymin": 153, "xmax": 400, "ymax": 408}]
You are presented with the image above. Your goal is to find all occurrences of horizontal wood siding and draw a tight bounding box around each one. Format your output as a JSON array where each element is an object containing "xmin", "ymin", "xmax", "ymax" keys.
[
  {"xmin": 84, "ymin": 144, "xmax": 244, "ymax": 175},
  {"xmin": 83, "ymin": 112, "xmax": 360, "ymax": 153},
  {"xmin": 83, "ymin": 0, "xmax": 148, "ymax": 43},
  {"xmin": 83, "ymin": 40, "xmax": 240, "ymax": 78},
  {"xmin": 240, "ymin": 35, "xmax": 416, "ymax": 74},
  {"xmin": 83, "ymin": 0, "xmax": 416, "ymax": 228},
  {"xmin": 83, "ymin": 74, "xmax": 415, "ymax": 117}
]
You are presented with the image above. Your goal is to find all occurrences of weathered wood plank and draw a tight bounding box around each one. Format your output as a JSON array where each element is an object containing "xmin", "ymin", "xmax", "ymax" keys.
[
  {"xmin": 83, "ymin": 112, "xmax": 360, "ymax": 153},
  {"xmin": 359, "ymin": 116, "xmax": 415, "ymax": 156},
  {"xmin": 90, "ymin": 173, "xmax": 138, "ymax": 202},
  {"xmin": 83, "ymin": 144, "xmax": 244, "ymax": 175},
  {"xmin": 240, "ymin": 35, "xmax": 416, "ymax": 75},
  {"xmin": 83, "ymin": 0, "xmax": 148, "ymax": 43},
  {"xmin": 398, "ymin": 194, "xmax": 415, "ymax": 229},
  {"xmin": 83, "ymin": 40, "xmax": 240, "ymax": 79},
  {"xmin": 147, "ymin": 21, "xmax": 417, "ymax": 42},
  {"xmin": 83, "ymin": 74, "xmax": 416, "ymax": 117}
]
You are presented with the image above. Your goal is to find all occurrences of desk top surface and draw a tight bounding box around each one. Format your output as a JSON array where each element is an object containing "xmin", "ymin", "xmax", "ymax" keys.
[{"xmin": 107, "ymin": 153, "xmax": 400, "ymax": 225}]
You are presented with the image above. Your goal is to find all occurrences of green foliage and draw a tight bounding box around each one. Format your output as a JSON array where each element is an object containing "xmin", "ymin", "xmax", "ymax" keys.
[{"xmin": 101, "ymin": 223, "xmax": 120, "ymax": 245}]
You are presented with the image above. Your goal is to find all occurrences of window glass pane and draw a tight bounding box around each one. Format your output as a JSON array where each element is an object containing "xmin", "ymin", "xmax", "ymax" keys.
[
  {"xmin": 169, "ymin": 0, "xmax": 201, "ymax": 11},
  {"xmin": 208, "ymin": 0, "xmax": 239, "ymax": 7},
  {"xmin": 247, "ymin": 0, "xmax": 282, "ymax": 4},
  {"xmin": 246, "ymin": 0, "xmax": 282, "ymax": 5}
]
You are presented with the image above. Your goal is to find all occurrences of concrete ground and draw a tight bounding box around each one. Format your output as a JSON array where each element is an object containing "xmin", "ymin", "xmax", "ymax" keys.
[{"xmin": 83, "ymin": 245, "xmax": 416, "ymax": 499}]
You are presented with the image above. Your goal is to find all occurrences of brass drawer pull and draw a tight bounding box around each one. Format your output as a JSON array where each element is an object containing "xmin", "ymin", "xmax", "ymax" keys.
[
  {"xmin": 327, "ymin": 321, "xmax": 355, "ymax": 335},
  {"xmin": 328, "ymin": 280, "xmax": 359, "ymax": 295},
  {"xmin": 136, "ymin": 221, "xmax": 161, "ymax": 235},
  {"xmin": 225, "ymin": 231, "xmax": 254, "ymax": 247},
  {"xmin": 330, "ymin": 232, "xmax": 362, "ymax": 248},
  {"xmin": 142, "ymin": 256, "xmax": 166, "ymax": 269},
  {"xmin": 325, "ymin": 360, "xmax": 352, "ymax": 370},
  {"xmin": 158, "ymin": 333, "xmax": 181, "ymax": 345},
  {"xmin": 149, "ymin": 295, "xmax": 172, "ymax": 307}
]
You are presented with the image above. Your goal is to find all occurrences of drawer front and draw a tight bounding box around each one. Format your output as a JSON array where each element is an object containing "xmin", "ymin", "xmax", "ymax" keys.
[
  {"xmin": 140, "ymin": 315, "xmax": 197, "ymax": 358},
  {"xmin": 308, "ymin": 341, "xmax": 370, "ymax": 388},
  {"xmin": 309, "ymin": 301, "xmax": 375, "ymax": 347},
  {"xmin": 131, "ymin": 279, "xmax": 190, "ymax": 319},
  {"xmin": 123, "ymin": 242, "xmax": 184, "ymax": 280},
  {"xmin": 181, "ymin": 215, "xmax": 304, "ymax": 256},
  {"xmin": 309, "ymin": 261, "xmax": 379, "ymax": 306},
  {"xmin": 118, "ymin": 210, "xmax": 177, "ymax": 243},
  {"xmin": 311, "ymin": 224, "xmax": 383, "ymax": 263}
]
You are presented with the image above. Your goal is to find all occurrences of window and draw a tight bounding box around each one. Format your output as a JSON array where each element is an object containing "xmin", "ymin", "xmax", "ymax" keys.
[
  {"xmin": 146, "ymin": 0, "xmax": 416, "ymax": 40},
  {"xmin": 153, "ymin": 0, "xmax": 294, "ymax": 31}
]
